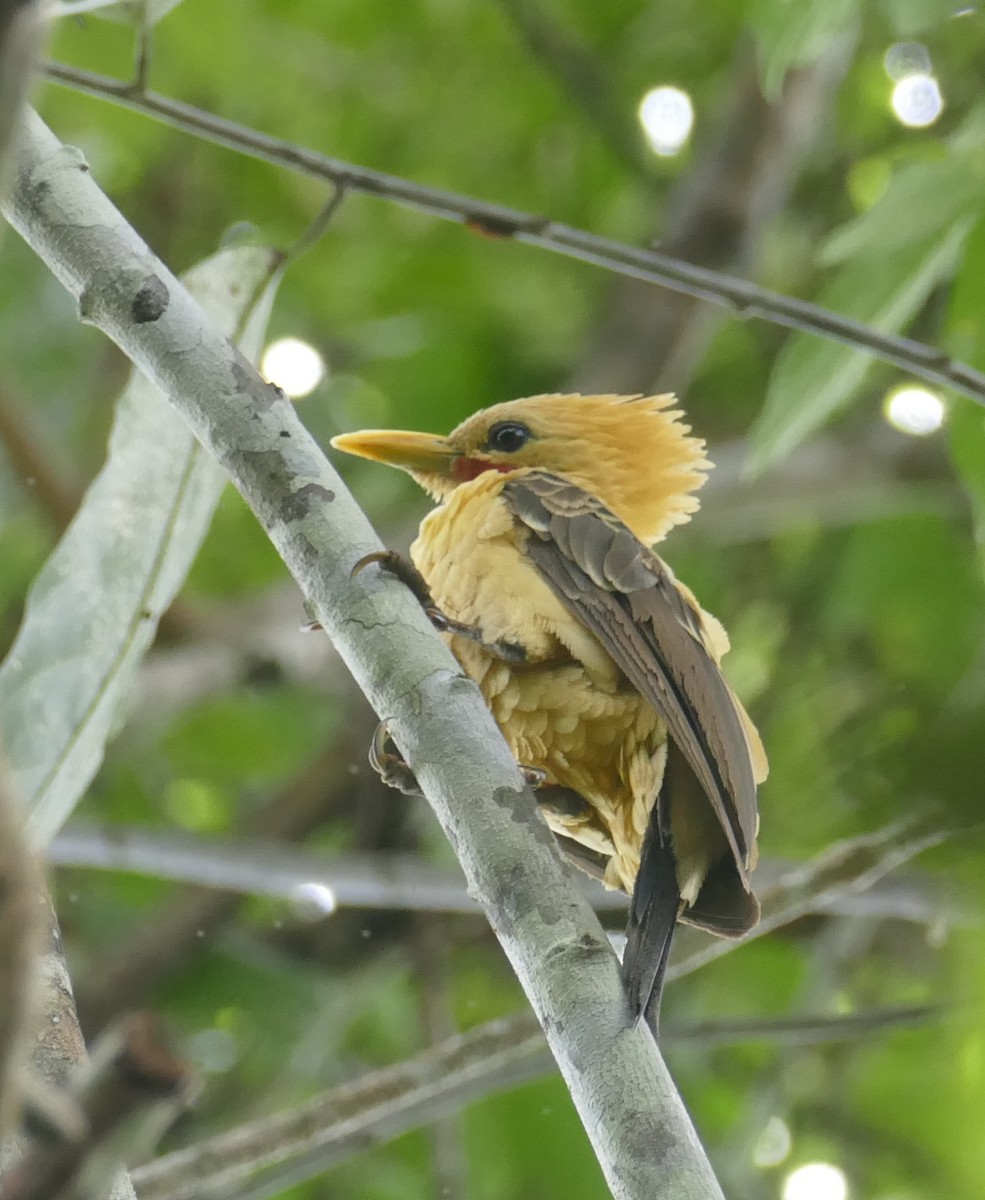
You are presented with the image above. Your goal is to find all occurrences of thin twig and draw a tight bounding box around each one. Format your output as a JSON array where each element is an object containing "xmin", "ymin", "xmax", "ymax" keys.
[
  {"xmin": 672, "ymin": 1003, "xmax": 939, "ymax": 1047},
  {"xmin": 131, "ymin": 1014, "xmax": 549, "ymax": 1200},
  {"xmin": 130, "ymin": 997, "xmax": 938, "ymax": 1200},
  {"xmin": 40, "ymin": 60, "xmax": 985, "ymax": 409},
  {"xmin": 131, "ymin": 6, "xmax": 152, "ymax": 94},
  {"xmin": 666, "ymin": 821, "xmax": 948, "ymax": 980},
  {"xmin": 281, "ymin": 184, "xmax": 348, "ymax": 268}
]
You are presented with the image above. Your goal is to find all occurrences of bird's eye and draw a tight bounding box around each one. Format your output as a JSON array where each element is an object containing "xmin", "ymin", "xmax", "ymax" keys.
[{"xmin": 486, "ymin": 421, "xmax": 532, "ymax": 454}]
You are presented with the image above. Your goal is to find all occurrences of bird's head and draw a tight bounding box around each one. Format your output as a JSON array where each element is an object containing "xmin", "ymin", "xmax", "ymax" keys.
[{"xmin": 332, "ymin": 393, "xmax": 711, "ymax": 544}]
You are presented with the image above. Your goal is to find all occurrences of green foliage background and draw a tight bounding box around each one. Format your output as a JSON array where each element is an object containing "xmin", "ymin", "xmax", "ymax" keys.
[{"xmin": 3, "ymin": 0, "xmax": 985, "ymax": 1197}]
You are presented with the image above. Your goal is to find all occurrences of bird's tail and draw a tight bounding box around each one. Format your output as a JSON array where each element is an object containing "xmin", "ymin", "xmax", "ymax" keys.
[{"xmin": 621, "ymin": 809, "xmax": 681, "ymax": 1037}]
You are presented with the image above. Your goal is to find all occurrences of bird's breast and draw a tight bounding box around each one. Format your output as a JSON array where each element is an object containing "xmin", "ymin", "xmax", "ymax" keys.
[{"xmin": 411, "ymin": 481, "xmax": 618, "ymax": 682}]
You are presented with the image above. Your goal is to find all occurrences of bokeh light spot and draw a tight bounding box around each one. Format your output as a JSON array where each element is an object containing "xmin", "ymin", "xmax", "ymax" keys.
[
  {"xmin": 883, "ymin": 386, "xmax": 946, "ymax": 436},
  {"xmin": 891, "ymin": 74, "xmax": 944, "ymax": 127},
  {"xmin": 883, "ymin": 41, "xmax": 932, "ymax": 81},
  {"xmin": 261, "ymin": 337, "xmax": 326, "ymax": 398},
  {"xmin": 638, "ymin": 86, "xmax": 694, "ymax": 156},
  {"xmin": 753, "ymin": 1115, "xmax": 792, "ymax": 1168},
  {"xmin": 290, "ymin": 880, "xmax": 338, "ymax": 920},
  {"xmin": 782, "ymin": 1163, "xmax": 848, "ymax": 1200}
]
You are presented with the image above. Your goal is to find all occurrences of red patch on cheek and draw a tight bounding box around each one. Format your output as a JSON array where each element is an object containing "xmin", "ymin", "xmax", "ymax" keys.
[{"xmin": 452, "ymin": 456, "xmax": 512, "ymax": 482}]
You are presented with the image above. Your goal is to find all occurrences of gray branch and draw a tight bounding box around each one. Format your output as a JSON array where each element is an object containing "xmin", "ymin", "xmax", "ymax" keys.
[
  {"xmin": 48, "ymin": 821, "xmax": 964, "ymax": 927},
  {"xmin": 41, "ymin": 60, "xmax": 985, "ymax": 410},
  {"xmin": 3, "ymin": 108, "xmax": 725, "ymax": 1200},
  {"xmin": 0, "ymin": 1, "xmax": 46, "ymax": 197},
  {"xmin": 131, "ymin": 999, "xmax": 937, "ymax": 1200}
]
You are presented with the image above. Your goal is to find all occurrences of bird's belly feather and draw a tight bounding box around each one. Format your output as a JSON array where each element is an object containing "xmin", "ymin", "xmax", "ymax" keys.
[{"xmin": 408, "ymin": 486, "xmax": 695, "ymax": 893}]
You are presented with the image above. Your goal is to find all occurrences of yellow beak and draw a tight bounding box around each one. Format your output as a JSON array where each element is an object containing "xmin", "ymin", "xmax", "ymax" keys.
[{"xmin": 330, "ymin": 429, "xmax": 456, "ymax": 474}]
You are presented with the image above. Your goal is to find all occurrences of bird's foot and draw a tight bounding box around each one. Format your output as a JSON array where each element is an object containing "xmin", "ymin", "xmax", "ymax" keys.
[
  {"xmin": 299, "ymin": 600, "xmax": 322, "ymax": 633},
  {"xmin": 370, "ymin": 721, "xmax": 546, "ymax": 799},
  {"xmin": 520, "ymin": 765, "xmax": 548, "ymax": 788},
  {"xmin": 369, "ymin": 721, "xmax": 423, "ymax": 796},
  {"xmin": 353, "ymin": 549, "xmax": 527, "ymax": 664},
  {"xmin": 354, "ymin": 550, "xmax": 435, "ymax": 610}
]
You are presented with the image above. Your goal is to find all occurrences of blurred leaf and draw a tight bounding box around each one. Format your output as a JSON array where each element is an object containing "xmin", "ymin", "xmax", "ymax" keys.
[
  {"xmin": 0, "ymin": 246, "xmax": 282, "ymax": 846},
  {"xmin": 949, "ymin": 399, "xmax": 985, "ymax": 550},
  {"xmin": 163, "ymin": 691, "xmax": 328, "ymax": 787},
  {"xmin": 747, "ymin": 218, "xmax": 969, "ymax": 473},
  {"xmin": 747, "ymin": 0, "xmax": 858, "ymax": 99},
  {"xmin": 53, "ymin": 0, "xmax": 185, "ymax": 25},
  {"xmin": 877, "ymin": 0, "xmax": 962, "ymax": 35},
  {"xmin": 946, "ymin": 211, "xmax": 985, "ymax": 557},
  {"xmin": 823, "ymin": 514, "xmax": 984, "ymax": 691},
  {"xmin": 821, "ymin": 157, "xmax": 983, "ymax": 264},
  {"xmin": 946, "ymin": 204, "xmax": 985, "ymax": 369}
]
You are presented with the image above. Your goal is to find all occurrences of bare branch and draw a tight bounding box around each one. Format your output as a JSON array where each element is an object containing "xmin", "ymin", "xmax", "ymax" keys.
[
  {"xmin": 666, "ymin": 821, "xmax": 948, "ymax": 978},
  {"xmin": 5, "ymin": 108, "xmax": 728, "ymax": 1200},
  {"xmin": 131, "ymin": 1014, "xmax": 549, "ymax": 1200},
  {"xmin": 0, "ymin": 768, "xmax": 41, "ymax": 1138},
  {"xmin": 5, "ymin": 1013, "xmax": 195, "ymax": 1200},
  {"xmin": 41, "ymin": 60, "xmax": 985, "ymax": 410},
  {"xmin": 49, "ymin": 820, "xmax": 964, "ymax": 926},
  {"xmin": 97, "ymin": 821, "xmax": 952, "ymax": 1199},
  {"xmin": 0, "ymin": 1, "xmax": 46, "ymax": 195},
  {"xmin": 131, "ymin": 997, "xmax": 938, "ymax": 1200}
]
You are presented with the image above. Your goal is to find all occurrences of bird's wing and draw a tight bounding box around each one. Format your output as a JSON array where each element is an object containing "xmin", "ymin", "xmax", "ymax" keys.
[{"xmin": 502, "ymin": 470, "xmax": 758, "ymax": 876}]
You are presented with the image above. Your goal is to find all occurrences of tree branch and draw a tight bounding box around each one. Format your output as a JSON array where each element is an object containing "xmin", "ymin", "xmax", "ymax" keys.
[
  {"xmin": 4, "ymin": 108, "xmax": 726, "ymax": 1200},
  {"xmin": 49, "ymin": 820, "xmax": 964, "ymax": 926},
  {"xmin": 41, "ymin": 61, "xmax": 985, "ymax": 410},
  {"xmin": 0, "ymin": 1, "xmax": 46, "ymax": 196},
  {"xmin": 131, "ymin": 1013, "xmax": 550, "ymax": 1200},
  {"xmin": 0, "ymin": 767, "xmax": 41, "ymax": 1138},
  {"xmin": 5, "ymin": 1012, "xmax": 194, "ymax": 1200},
  {"xmin": 130, "ymin": 998, "xmax": 937, "ymax": 1200},
  {"xmin": 84, "ymin": 819, "xmax": 951, "ymax": 1199}
]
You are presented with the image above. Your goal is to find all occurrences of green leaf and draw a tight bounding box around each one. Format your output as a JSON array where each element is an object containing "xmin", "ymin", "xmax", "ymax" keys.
[
  {"xmin": 822, "ymin": 157, "xmax": 983, "ymax": 265},
  {"xmin": 945, "ymin": 213, "xmax": 985, "ymax": 555},
  {"xmin": 747, "ymin": 0, "xmax": 858, "ymax": 100},
  {"xmin": 746, "ymin": 218, "xmax": 970, "ymax": 475},
  {"xmin": 0, "ymin": 246, "xmax": 282, "ymax": 846},
  {"xmin": 945, "ymin": 209, "xmax": 985, "ymax": 368},
  {"xmin": 949, "ymin": 400, "xmax": 985, "ymax": 549}
]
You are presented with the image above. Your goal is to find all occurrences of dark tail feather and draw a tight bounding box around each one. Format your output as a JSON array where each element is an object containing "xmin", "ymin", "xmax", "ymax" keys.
[{"xmin": 622, "ymin": 819, "xmax": 680, "ymax": 1037}]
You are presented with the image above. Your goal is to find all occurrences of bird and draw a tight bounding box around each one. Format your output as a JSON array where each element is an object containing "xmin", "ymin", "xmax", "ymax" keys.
[{"xmin": 332, "ymin": 393, "xmax": 767, "ymax": 1031}]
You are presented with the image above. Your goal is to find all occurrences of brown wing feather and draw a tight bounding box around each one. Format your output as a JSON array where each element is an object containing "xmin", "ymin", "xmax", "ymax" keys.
[{"xmin": 503, "ymin": 470, "xmax": 758, "ymax": 879}]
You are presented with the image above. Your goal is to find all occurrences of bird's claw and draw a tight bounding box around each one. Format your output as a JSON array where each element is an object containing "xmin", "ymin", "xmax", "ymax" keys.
[
  {"xmin": 520, "ymin": 765, "xmax": 548, "ymax": 788},
  {"xmin": 353, "ymin": 550, "xmax": 435, "ymax": 611},
  {"xmin": 351, "ymin": 550, "xmax": 526, "ymax": 662},
  {"xmin": 369, "ymin": 721, "xmax": 423, "ymax": 796},
  {"xmin": 300, "ymin": 600, "xmax": 323, "ymax": 633}
]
